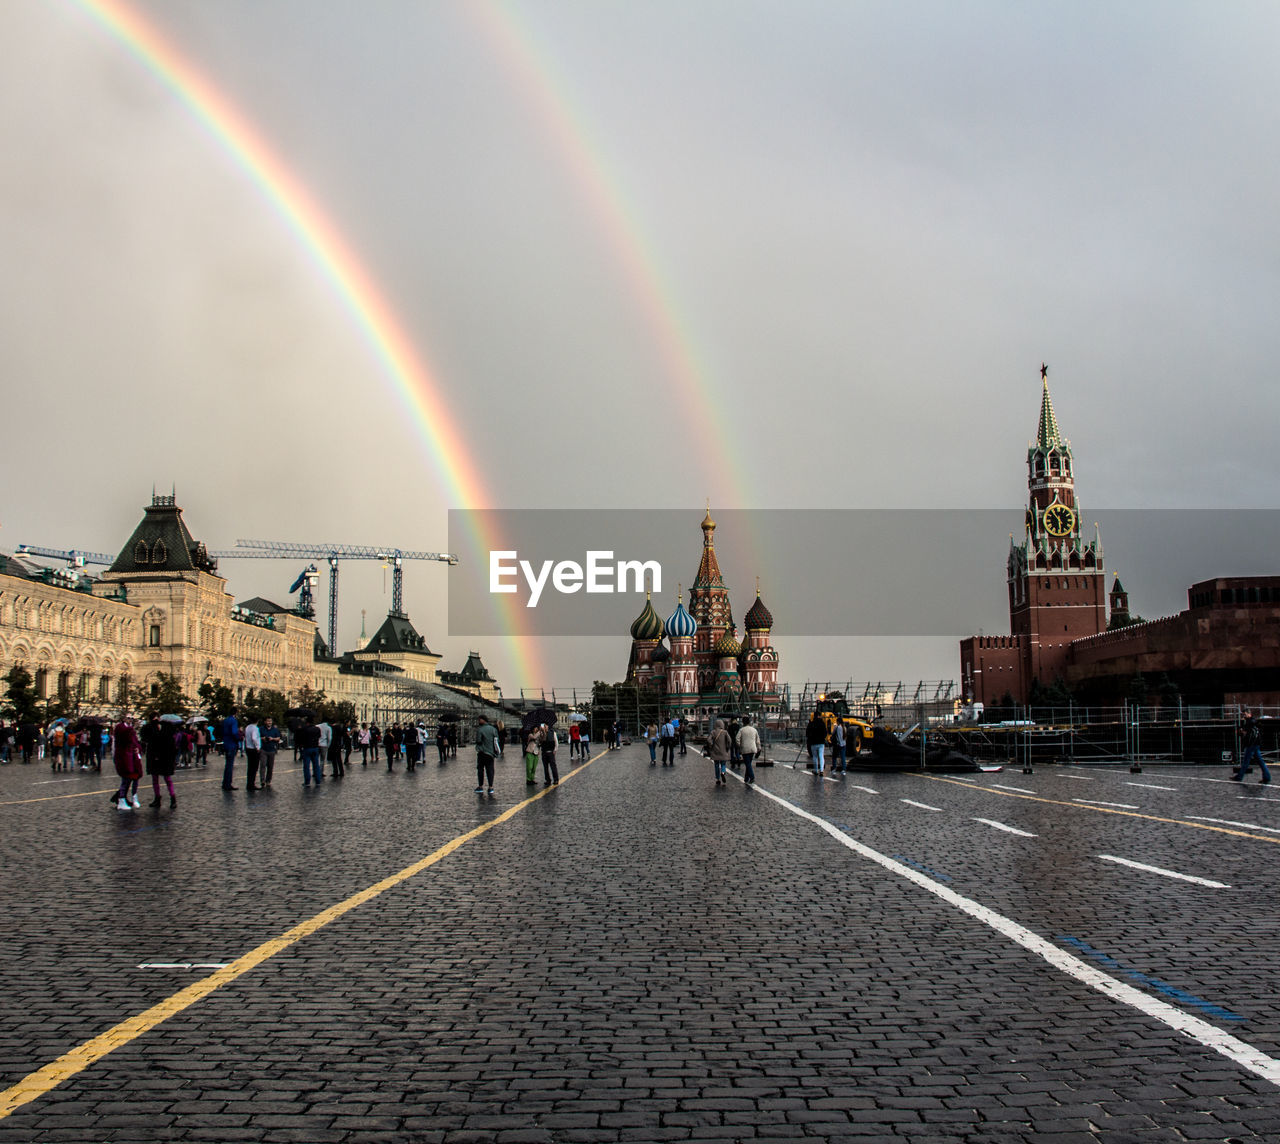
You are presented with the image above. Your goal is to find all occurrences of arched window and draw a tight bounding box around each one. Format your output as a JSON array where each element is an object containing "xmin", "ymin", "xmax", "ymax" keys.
[
  {"xmin": 152, "ymin": 539, "xmax": 167, "ymax": 564},
  {"xmin": 134, "ymin": 541, "xmax": 149, "ymax": 565}
]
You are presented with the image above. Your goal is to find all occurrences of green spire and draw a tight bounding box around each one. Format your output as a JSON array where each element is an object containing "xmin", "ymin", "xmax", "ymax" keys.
[{"xmin": 1037, "ymin": 372, "xmax": 1062, "ymax": 449}]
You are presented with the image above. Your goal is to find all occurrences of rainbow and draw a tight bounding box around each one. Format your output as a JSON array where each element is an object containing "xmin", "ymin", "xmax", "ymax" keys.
[
  {"xmin": 470, "ymin": 4, "xmax": 755, "ymax": 508},
  {"xmin": 72, "ymin": 0, "xmax": 548, "ymax": 690}
]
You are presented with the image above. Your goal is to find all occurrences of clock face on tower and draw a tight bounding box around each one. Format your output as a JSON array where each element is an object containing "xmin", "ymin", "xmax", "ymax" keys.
[{"xmin": 1044, "ymin": 502, "xmax": 1076, "ymax": 537}]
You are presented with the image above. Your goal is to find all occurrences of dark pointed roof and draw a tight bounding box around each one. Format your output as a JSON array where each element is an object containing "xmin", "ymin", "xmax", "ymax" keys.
[
  {"xmin": 109, "ymin": 494, "xmax": 218, "ymax": 574},
  {"xmin": 238, "ymin": 596, "xmax": 290, "ymax": 615},
  {"xmin": 364, "ymin": 612, "xmax": 434, "ymax": 656},
  {"xmin": 458, "ymin": 650, "xmax": 493, "ymax": 683},
  {"xmin": 1110, "ymin": 574, "xmax": 1127, "ymax": 596}
]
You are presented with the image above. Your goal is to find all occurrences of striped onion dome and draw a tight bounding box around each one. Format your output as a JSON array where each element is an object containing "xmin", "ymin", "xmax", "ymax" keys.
[
  {"xmin": 744, "ymin": 592, "xmax": 773, "ymax": 631},
  {"xmin": 664, "ymin": 597, "xmax": 697, "ymax": 639},
  {"xmin": 629, "ymin": 594, "xmax": 663, "ymax": 641},
  {"xmin": 713, "ymin": 631, "xmax": 742, "ymax": 657}
]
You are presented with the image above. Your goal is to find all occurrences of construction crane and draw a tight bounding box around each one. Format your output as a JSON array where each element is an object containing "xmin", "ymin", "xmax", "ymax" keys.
[
  {"xmin": 15, "ymin": 545, "xmax": 114, "ymax": 567},
  {"xmin": 209, "ymin": 541, "xmax": 457, "ymax": 657},
  {"xmin": 287, "ymin": 565, "xmax": 320, "ymax": 620}
]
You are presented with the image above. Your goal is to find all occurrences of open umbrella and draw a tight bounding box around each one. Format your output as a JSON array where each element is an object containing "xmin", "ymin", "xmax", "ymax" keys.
[
  {"xmin": 187, "ymin": 714, "xmax": 209, "ymax": 724},
  {"xmin": 159, "ymin": 713, "xmax": 185, "ymax": 724},
  {"xmin": 520, "ymin": 707, "xmax": 557, "ymax": 732},
  {"xmin": 568, "ymin": 712, "xmax": 589, "ymax": 722}
]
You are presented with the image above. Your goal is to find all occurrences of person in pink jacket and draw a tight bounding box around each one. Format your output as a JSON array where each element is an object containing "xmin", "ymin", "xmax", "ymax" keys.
[{"xmin": 111, "ymin": 715, "xmax": 144, "ymax": 811}]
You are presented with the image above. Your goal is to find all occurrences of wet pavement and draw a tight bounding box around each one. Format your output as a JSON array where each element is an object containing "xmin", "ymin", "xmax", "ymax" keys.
[{"xmin": 2, "ymin": 745, "xmax": 1280, "ymax": 1142}]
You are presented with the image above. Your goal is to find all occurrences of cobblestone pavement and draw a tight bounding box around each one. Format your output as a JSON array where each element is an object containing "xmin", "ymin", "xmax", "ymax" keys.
[{"xmin": 3, "ymin": 745, "xmax": 1280, "ymax": 1142}]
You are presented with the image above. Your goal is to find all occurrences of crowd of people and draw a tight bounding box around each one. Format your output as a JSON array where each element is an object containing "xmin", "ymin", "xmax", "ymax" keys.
[{"xmin": 2, "ymin": 708, "xmax": 781, "ymax": 805}]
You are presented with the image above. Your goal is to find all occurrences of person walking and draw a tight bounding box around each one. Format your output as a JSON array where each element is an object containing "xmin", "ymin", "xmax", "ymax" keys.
[
  {"xmin": 474, "ymin": 715, "xmax": 499, "ymax": 796},
  {"xmin": 707, "ymin": 718, "xmax": 733, "ymax": 787},
  {"xmin": 330, "ymin": 722, "xmax": 346, "ymax": 778},
  {"xmin": 659, "ymin": 717, "xmax": 676, "ymax": 766},
  {"xmin": 369, "ymin": 723, "xmax": 380, "ymax": 764},
  {"xmin": 111, "ymin": 715, "xmax": 143, "ymax": 810},
  {"xmin": 677, "ymin": 717, "xmax": 687, "ymax": 757},
  {"xmin": 358, "ymin": 723, "xmax": 371, "ymax": 766},
  {"xmin": 569, "ymin": 721, "xmax": 581, "ymax": 759},
  {"xmin": 540, "ymin": 722, "xmax": 560, "ymax": 785},
  {"xmin": 1235, "ymin": 709, "xmax": 1271, "ymax": 783},
  {"xmin": 383, "ymin": 724, "xmax": 397, "ymax": 770},
  {"xmin": 260, "ymin": 717, "xmax": 282, "ymax": 787},
  {"xmin": 736, "ymin": 715, "xmax": 761, "ymax": 786},
  {"xmin": 317, "ymin": 717, "xmax": 333, "ymax": 776},
  {"xmin": 193, "ymin": 723, "xmax": 208, "ymax": 767},
  {"xmin": 297, "ymin": 715, "xmax": 323, "ymax": 787},
  {"xmin": 220, "ymin": 709, "xmax": 241, "ymax": 791},
  {"xmin": 645, "ymin": 721, "xmax": 659, "ymax": 765},
  {"xmin": 147, "ymin": 719, "xmax": 179, "ymax": 808},
  {"xmin": 831, "ymin": 719, "xmax": 847, "ymax": 775},
  {"xmin": 806, "ymin": 713, "xmax": 827, "ymax": 777},
  {"xmin": 243, "ymin": 715, "xmax": 263, "ymax": 791},
  {"xmin": 522, "ymin": 725, "xmax": 540, "ymax": 785},
  {"xmin": 436, "ymin": 722, "xmax": 448, "ymax": 764},
  {"xmin": 579, "ymin": 725, "xmax": 591, "ymax": 759}
]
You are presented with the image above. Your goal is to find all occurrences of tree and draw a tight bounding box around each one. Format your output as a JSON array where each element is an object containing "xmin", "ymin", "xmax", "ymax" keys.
[
  {"xmin": 130, "ymin": 673, "xmax": 191, "ymax": 720},
  {"xmin": 197, "ymin": 679, "xmax": 235, "ymax": 719},
  {"xmin": 2, "ymin": 665, "xmax": 41, "ymax": 724},
  {"xmin": 244, "ymin": 687, "xmax": 288, "ymax": 726}
]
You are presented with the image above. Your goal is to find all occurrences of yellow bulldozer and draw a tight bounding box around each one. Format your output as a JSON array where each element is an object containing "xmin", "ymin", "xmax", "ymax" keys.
[{"xmin": 812, "ymin": 691, "xmax": 875, "ymax": 755}]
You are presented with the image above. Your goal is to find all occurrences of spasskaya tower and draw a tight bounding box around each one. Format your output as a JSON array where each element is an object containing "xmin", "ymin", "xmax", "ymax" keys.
[{"xmin": 961, "ymin": 366, "xmax": 1108, "ymax": 704}]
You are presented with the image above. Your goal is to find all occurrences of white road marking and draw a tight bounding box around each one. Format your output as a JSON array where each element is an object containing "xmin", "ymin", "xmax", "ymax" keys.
[
  {"xmin": 900, "ymin": 799, "xmax": 943, "ymax": 811},
  {"xmin": 736, "ymin": 773, "xmax": 1280, "ymax": 1087},
  {"xmin": 1125, "ymin": 782, "xmax": 1177, "ymax": 791},
  {"xmin": 1073, "ymin": 798, "xmax": 1139, "ymax": 809},
  {"xmin": 1237, "ymin": 796, "xmax": 1280, "ymax": 804},
  {"xmin": 1097, "ymin": 854, "xmax": 1229, "ymax": 889},
  {"xmin": 33, "ymin": 779, "xmax": 82, "ymax": 785},
  {"xmin": 993, "ymin": 783, "xmax": 1036, "ymax": 794},
  {"xmin": 1062, "ymin": 774, "xmax": 1093, "ymax": 780},
  {"xmin": 974, "ymin": 818, "xmax": 1037, "ymax": 837},
  {"xmin": 850, "ymin": 785, "xmax": 879, "ymax": 795},
  {"xmin": 1188, "ymin": 816, "xmax": 1280, "ymax": 835},
  {"xmin": 137, "ymin": 962, "xmax": 229, "ymax": 970}
]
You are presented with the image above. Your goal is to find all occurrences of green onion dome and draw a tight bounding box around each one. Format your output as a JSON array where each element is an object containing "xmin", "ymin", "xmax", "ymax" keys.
[{"xmin": 629, "ymin": 594, "xmax": 663, "ymax": 641}]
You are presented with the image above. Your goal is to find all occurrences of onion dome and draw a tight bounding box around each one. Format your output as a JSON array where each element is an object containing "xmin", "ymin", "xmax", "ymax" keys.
[
  {"xmin": 651, "ymin": 642, "xmax": 670, "ymax": 663},
  {"xmin": 713, "ymin": 631, "xmax": 741, "ymax": 657},
  {"xmin": 629, "ymin": 594, "xmax": 663, "ymax": 641},
  {"xmin": 664, "ymin": 595, "xmax": 697, "ymax": 639},
  {"xmin": 744, "ymin": 591, "xmax": 773, "ymax": 631}
]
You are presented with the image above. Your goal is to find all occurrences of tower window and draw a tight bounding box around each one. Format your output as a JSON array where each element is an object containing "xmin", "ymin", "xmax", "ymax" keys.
[{"xmin": 149, "ymin": 624, "xmax": 161, "ymax": 647}]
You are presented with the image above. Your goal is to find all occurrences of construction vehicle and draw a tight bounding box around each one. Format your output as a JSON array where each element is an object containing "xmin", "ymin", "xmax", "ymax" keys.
[{"xmin": 813, "ymin": 691, "xmax": 875, "ymax": 755}]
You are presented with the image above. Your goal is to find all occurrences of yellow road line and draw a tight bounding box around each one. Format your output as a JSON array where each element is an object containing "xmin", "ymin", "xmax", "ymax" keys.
[
  {"xmin": 926, "ymin": 774, "xmax": 1280, "ymax": 844},
  {"xmin": 0, "ymin": 748, "xmax": 608, "ymax": 1120},
  {"xmin": 0, "ymin": 777, "xmax": 223, "ymax": 807}
]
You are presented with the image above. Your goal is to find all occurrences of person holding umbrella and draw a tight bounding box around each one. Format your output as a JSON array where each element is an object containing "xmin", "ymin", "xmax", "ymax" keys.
[{"xmin": 111, "ymin": 714, "xmax": 143, "ymax": 811}]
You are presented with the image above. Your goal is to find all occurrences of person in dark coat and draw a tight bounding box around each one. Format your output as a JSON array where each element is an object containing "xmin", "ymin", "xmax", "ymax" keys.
[
  {"xmin": 383, "ymin": 725, "xmax": 397, "ymax": 771},
  {"xmin": 146, "ymin": 719, "xmax": 179, "ymax": 808}
]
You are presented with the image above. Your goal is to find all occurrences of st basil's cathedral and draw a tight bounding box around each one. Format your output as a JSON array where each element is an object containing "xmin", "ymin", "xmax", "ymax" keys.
[{"xmin": 624, "ymin": 508, "xmax": 780, "ymax": 714}]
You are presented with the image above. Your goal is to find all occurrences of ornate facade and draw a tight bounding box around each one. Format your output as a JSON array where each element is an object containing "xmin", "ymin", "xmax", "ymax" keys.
[
  {"xmin": 1, "ymin": 494, "xmax": 500, "ymax": 718},
  {"xmin": 625, "ymin": 509, "xmax": 780, "ymax": 714}
]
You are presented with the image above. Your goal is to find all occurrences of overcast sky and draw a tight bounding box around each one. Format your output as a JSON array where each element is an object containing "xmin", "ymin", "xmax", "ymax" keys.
[{"xmin": 2, "ymin": 1, "xmax": 1278, "ymax": 695}]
